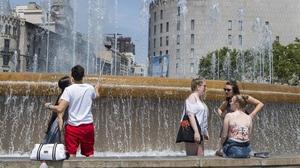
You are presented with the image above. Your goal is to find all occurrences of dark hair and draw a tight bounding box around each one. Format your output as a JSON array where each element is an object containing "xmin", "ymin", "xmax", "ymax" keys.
[
  {"xmin": 191, "ymin": 77, "xmax": 204, "ymax": 91},
  {"xmin": 71, "ymin": 65, "xmax": 85, "ymax": 81},
  {"xmin": 225, "ymin": 80, "xmax": 240, "ymax": 95},
  {"xmin": 45, "ymin": 76, "xmax": 71, "ymax": 136},
  {"xmin": 58, "ymin": 76, "xmax": 71, "ymax": 91},
  {"xmin": 234, "ymin": 95, "xmax": 249, "ymax": 108}
]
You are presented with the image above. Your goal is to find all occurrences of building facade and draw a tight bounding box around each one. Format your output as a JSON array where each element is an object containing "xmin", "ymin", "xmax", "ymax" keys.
[
  {"xmin": 0, "ymin": 15, "xmax": 20, "ymax": 72},
  {"xmin": 148, "ymin": 0, "xmax": 300, "ymax": 78},
  {"xmin": 14, "ymin": 2, "xmax": 55, "ymax": 31},
  {"xmin": 0, "ymin": 14, "xmax": 61, "ymax": 72},
  {"xmin": 101, "ymin": 36, "xmax": 136, "ymax": 76},
  {"xmin": 0, "ymin": 1, "xmax": 95, "ymax": 73}
]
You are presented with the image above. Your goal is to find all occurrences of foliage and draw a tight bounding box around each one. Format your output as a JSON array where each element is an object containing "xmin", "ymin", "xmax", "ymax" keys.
[
  {"xmin": 199, "ymin": 39, "xmax": 300, "ymax": 85},
  {"xmin": 272, "ymin": 40, "xmax": 300, "ymax": 85}
]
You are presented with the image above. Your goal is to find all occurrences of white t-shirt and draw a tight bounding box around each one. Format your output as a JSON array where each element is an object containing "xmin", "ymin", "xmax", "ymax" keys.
[
  {"xmin": 185, "ymin": 99, "xmax": 209, "ymax": 136},
  {"xmin": 60, "ymin": 83, "xmax": 96, "ymax": 126}
]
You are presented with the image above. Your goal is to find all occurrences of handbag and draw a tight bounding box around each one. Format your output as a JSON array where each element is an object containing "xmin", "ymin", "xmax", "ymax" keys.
[
  {"xmin": 30, "ymin": 143, "xmax": 66, "ymax": 161},
  {"xmin": 176, "ymin": 103, "xmax": 202, "ymax": 143}
]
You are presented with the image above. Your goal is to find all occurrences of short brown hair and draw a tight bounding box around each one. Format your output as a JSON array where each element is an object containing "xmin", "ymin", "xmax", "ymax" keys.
[{"xmin": 191, "ymin": 78, "xmax": 205, "ymax": 91}]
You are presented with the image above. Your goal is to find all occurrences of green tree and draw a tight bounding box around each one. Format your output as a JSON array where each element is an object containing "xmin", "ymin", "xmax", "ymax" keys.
[
  {"xmin": 199, "ymin": 39, "xmax": 300, "ymax": 85},
  {"xmin": 273, "ymin": 39, "xmax": 300, "ymax": 85}
]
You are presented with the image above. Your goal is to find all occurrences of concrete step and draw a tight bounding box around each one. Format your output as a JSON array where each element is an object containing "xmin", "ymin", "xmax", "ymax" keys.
[{"xmin": 1, "ymin": 155, "xmax": 300, "ymax": 168}]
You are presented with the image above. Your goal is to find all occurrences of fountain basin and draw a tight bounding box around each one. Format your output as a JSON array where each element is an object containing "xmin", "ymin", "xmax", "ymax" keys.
[
  {"xmin": 0, "ymin": 73, "xmax": 299, "ymax": 156},
  {"xmin": 0, "ymin": 73, "xmax": 299, "ymax": 103}
]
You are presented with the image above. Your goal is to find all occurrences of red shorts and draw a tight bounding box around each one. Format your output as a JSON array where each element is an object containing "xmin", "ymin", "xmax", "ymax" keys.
[{"xmin": 65, "ymin": 123, "xmax": 94, "ymax": 157}]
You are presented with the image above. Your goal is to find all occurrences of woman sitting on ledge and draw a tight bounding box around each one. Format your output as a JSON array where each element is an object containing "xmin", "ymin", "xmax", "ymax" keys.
[{"xmin": 220, "ymin": 95, "xmax": 252, "ymax": 158}]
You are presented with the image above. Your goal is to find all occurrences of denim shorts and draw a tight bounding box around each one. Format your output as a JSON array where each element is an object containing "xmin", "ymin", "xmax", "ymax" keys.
[{"xmin": 223, "ymin": 139, "xmax": 251, "ymax": 158}]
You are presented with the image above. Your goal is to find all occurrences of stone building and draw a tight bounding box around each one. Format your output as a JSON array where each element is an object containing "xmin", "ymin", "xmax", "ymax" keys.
[
  {"xmin": 117, "ymin": 37, "xmax": 135, "ymax": 55},
  {"xmin": 0, "ymin": 15, "xmax": 20, "ymax": 72},
  {"xmin": 14, "ymin": 2, "xmax": 55, "ymax": 31},
  {"xmin": 0, "ymin": 1, "xmax": 94, "ymax": 73},
  {"xmin": 0, "ymin": 14, "xmax": 61, "ymax": 72},
  {"xmin": 102, "ymin": 36, "xmax": 136, "ymax": 76},
  {"xmin": 148, "ymin": 0, "xmax": 300, "ymax": 78}
]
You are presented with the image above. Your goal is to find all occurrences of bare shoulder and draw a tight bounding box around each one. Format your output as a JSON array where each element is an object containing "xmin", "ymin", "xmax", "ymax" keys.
[
  {"xmin": 225, "ymin": 112, "xmax": 234, "ymax": 119},
  {"xmin": 186, "ymin": 93, "xmax": 197, "ymax": 103}
]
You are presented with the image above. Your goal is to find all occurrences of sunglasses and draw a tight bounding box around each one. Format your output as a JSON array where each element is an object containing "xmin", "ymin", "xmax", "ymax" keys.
[{"xmin": 223, "ymin": 88, "xmax": 232, "ymax": 92}]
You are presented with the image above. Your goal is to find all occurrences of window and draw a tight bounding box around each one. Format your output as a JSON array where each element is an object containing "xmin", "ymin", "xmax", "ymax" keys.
[
  {"xmin": 239, "ymin": 35, "xmax": 242, "ymax": 46},
  {"xmin": 265, "ymin": 21, "xmax": 269, "ymax": 25},
  {"xmin": 191, "ymin": 19, "xmax": 195, "ymax": 30},
  {"xmin": 238, "ymin": 20, "xmax": 243, "ymax": 31},
  {"xmin": 190, "ymin": 48, "xmax": 194, "ymax": 58},
  {"xmin": 38, "ymin": 48, "xmax": 41, "ymax": 57},
  {"xmin": 191, "ymin": 34, "xmax": 195, "ymax": 45},
  {"xmin": 166, "ymin": 22, "xmax": 169, "ymax": 32},
  {"xmin": 160, "ymin": 10, "xmax": 163, "ymax": 19},
  {"xmin": 4, "ymin": 39, "xmax": 9, "ymax": 52},
  {"xmin": 154, "ymin": 38, "xmax": 156, "ymax": 48},
  {"xmin": 160, "ymin": 23, "xmax": 163, "ymax": 33},
  {"xmin": 154, "ymin": 12, "xmax": 157, "ymax": 22},
  {"xmin": 177, "ymin": 7, "xmax": 180, "ymax": 16},
  {"xmin": 154, "ymin": 25, "xmax": 156, "ymax": 35},
  {"xmin": 176, "ymin": 63, "xmax": 179, "ymax": 73},
  {"xmin": 276, "ymin": 36, "xmax": 280, "ymax": 42},
  {"xmin": 176, "ymin": 34, "xmax": 180, "ymax": 45},
  {"xmin": 228, "ymin": 20, "xmax": 232, "ymax": 30},
  {"xmin": 228, "ymin": 34, "xmax": 232, "ymax": 45},
  {"xmin": 5, "ymin": 25, "xmax": 9, "ymax": 34},
  {"xmin": 153, "ymin": 52, "xmax": 156, "ymax": 56},
  {"xmin": 3, "ymin": 39, "xmax": 10, "ymax": 66},
  {"xmin": 166, "ymin": 50, "xmax": 169, "ymax": 55},
  {"xmin": 8, "ymin": 26, "xmax": 11, "ymax": 35},
  {"xmin": 166, "ymin": 36, "xmax": 169, "ymax": 46},
  {"xmin": 160, "ymin": 37, "xmax": 162, "ymax": 47},
  {"xmin": 176, "ymin": 49, "xmax": 180, "ymax": 59},
  {"xmin": 190, "ymin": 63, "xmax": 194, "ymax": 73},
  {"xmin": 160, "ymin": 51, "xmax": 162, "ymax": 55},
  {"xmin": 177, "ymin": 20, "xmax": 180, "ymax": 31},
  {"xmin": 12, "ymin": 27, "xmax": 16, "ymax": 36}
]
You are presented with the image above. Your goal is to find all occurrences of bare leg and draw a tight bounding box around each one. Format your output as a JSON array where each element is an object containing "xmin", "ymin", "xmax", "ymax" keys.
[
  {"xmin": 215, "ymin": 138, "xmax": 223, "ymax": 157},
  {"xmin": 69, "ymin": 154, "xmax": 76, "ymax": 158},
  {"xmin": 197, "ymin": 142, "xmax": 204, "ymax": 156},
  {"xmin": 185, "ymin": 142, "xmax": 203, "ymax": 156}
]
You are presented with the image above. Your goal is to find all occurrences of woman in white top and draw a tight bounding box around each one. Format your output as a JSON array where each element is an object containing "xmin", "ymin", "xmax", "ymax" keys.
[{"xmin": 185, "ymin": 78, "xmax": 209, "ymax": 156}]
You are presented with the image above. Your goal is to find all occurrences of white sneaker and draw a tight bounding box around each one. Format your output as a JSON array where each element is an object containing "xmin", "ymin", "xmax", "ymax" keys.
[{"xmin": 39, "ymin": 162, "xmax": 48, "ymax": 168}]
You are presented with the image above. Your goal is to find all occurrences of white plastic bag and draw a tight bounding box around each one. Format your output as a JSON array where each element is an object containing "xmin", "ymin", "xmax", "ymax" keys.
[{"xmin": 30, "ymin": 143, "xmax": 66, "ymax": 161}]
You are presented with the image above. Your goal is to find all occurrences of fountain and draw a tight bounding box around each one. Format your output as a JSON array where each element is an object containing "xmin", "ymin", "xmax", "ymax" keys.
[
  {"xmin": 0, "ymin": 73, "xmax": 299, "ymax": 157},
  {"xmin": 0, "ymin": 0, "xmax": 11, "ymax": 16},
  {"xmin": 0, "ymin": 2, "xmax": 300, "ymax": 167}
]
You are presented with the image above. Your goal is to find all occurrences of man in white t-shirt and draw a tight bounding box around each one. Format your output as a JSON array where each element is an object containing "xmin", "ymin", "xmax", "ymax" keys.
[{"xmin": 45, "ymin": 65, "xmax": 100, "ymax": 158}]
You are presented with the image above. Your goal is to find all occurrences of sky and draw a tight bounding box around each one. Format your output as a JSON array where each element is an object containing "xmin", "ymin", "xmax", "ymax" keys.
[{"xmin": 10, "ymin": 0, "xmax": 149, "ymax": 65}]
